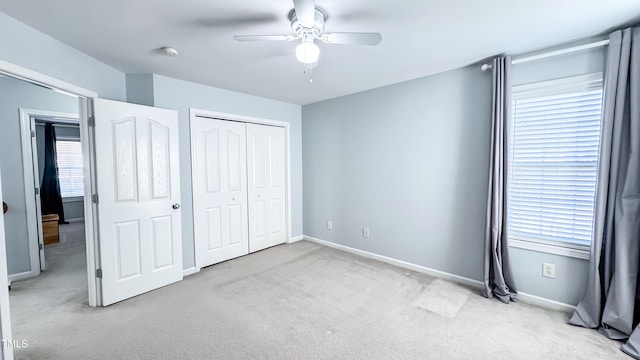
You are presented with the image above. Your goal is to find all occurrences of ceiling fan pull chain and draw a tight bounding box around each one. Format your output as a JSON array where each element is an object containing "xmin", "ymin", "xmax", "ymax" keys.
[{"xmin": 304, "ymin": 63, "xmax": 314, "ymax": 83}]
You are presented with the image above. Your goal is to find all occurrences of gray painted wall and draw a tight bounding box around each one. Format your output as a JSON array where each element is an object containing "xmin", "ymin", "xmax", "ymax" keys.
[
  {"xmin": 125, "ymin": 74, "xmax": 155, "ymax": 106},
  {"xmin": 0, "ymin": 76, "xmax": 78, "ymax": 275},
  {"xmin": 303, "ymin": 66, "xmax": 492, "ymax": 281},
  {"xmin": 35, "ymin": 124, "xmax": 84, "ymax": 221},
  {"xmin": 302, "ymin": 47, "xmax": 606, "ymax": 305},
  {"xmin": 0, "ymin": 12, "xmax": 126, "ymax": 101},
  {"xmin": 61, "ymin": 200, "xmax": 84, "ymax": 222},
  {"xmin": 151, "ymin": 75, "xmax": 303, "ymax": 270},
  {"xmin": 512, "ymin": 46, "xmax": 606, "ymax": 85}
]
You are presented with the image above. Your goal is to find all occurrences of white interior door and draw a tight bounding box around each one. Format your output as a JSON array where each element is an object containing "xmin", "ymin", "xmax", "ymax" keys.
[
  {"xmin": 247, "ymin": 124, "xmax": 286, "ymax": 252},
  {"xmin": 0, "ymin": 169, "xmax": 15, "ymax": 360},
  {"xmin": 94, "ymin": 99, "xmax": 182, "ymax": 306},
  {"xmin": 191, "ymin": 117, "xmax": 249, "ymax": 268},
  {"xmin": 29, "ymin": 117, "xmax": 45, "ymax": 271}
]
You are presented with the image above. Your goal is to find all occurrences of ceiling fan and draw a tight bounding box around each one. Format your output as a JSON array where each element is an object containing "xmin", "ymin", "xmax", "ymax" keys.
[{"xmin": 233, "ymin": 0, "xmax": 382, "ymax": 66}]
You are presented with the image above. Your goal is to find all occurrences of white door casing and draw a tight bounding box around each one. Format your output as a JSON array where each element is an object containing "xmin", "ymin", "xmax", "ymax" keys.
[
  {"xmin": 94, "ymin": 99, "xmax": 182, "ymax": 306},
  {"xmin": 247, "ymin": 124, "xmax": 286, "ymax": 252},
  {"xmin": 191, "ymin": 118, "xmax": 249, "ymax": 268},
  {"xmin": 19, "ymin": 110, "xmax": 80, "ymax": 276}
]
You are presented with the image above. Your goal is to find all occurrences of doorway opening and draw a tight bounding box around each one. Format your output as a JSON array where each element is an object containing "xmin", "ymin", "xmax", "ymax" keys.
[
  {"xmin": 0, "ymin": 75, "xmax": 94, "ymax": 338},
  {"xmin": 10, "ymin": 114, "xmax": 89, "ymax": 340},
  {"xmin": 16, "ymin": 113, "xmax": 88, "ymax": 298}
]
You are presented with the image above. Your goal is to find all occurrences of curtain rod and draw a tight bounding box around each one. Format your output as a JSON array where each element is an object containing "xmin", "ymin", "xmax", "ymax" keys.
[{"xmin": 481, "ymin": 39, "xmax": 610, "ymax": 71}]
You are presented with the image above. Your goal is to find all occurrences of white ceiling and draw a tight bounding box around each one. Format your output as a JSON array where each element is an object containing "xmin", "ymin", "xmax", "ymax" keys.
[{"xmin": 1, "ymin": 0, "xmax": 639, "ymax": 105}]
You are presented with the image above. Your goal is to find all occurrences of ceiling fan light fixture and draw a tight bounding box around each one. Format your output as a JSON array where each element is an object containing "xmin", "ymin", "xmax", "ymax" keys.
[{"xmin": 296, "ymin": 40, "xmax": 320, "ymax": 64}]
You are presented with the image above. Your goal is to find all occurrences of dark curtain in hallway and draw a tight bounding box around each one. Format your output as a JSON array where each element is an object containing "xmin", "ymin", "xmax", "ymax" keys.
[{"xmin": 40, "ymin": 123, "xmax": 65, "ymax": 223}]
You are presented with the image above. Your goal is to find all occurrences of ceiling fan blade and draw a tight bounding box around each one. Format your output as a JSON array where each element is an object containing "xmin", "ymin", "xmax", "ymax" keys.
[
  {"xmin": 320, "ymin": 32, "xmax": 383, "ymax": 46},
  {"xmin": 234, "ymin": 35, "xmax": 296, "ymax": 42},
  {"xmin": 293, "ymin": 0, "xmax": 316, "ymax": 28}
]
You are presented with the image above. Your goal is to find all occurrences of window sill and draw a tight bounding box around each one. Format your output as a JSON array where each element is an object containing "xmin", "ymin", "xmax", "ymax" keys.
[
  {"xmin": 62, "ymin": 196, "xmax": 84, "ymax": 203},
  {"xmin": 509, "ymin": 238, "xmax": 590, "ymax": 260}
]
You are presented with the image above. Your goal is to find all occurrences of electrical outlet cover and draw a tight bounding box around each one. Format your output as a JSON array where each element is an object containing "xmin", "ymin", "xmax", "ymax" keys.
[{"xmin": 542, "ymin": 263, "xmax": 555, "ymax": 278}]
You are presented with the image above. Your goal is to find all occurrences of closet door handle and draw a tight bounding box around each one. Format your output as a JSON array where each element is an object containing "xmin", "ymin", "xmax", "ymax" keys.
[{"xmin": 172, "ymin": 203, "xmax": 181, "ymax": 210}]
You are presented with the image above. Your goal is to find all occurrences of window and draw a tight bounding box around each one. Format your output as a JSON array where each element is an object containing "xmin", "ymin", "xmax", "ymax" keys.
[
  {"xmin": 56, "ymin": 139, "xmax": 84, "ymax": 198},
  {"xmin": 507, "ymin": 73, "xmax": 603, "ymax": 258}
]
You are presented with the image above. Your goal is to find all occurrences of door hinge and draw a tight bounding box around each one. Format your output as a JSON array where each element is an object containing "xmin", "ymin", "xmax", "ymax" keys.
[
  {"xmin": 31, "ymin": 130, "xmax": 36, "ymax": 138},
  {"xmin": 35, "ymin": 187, "xmax": 39, "ymax": 195},
  {"xmin": 88, "ymin": 116, "xmax": 95, "ymax": 127},
  {"xmin": 39, "ymin": 243, "xmax": 43, "ymax": 250},
  {"xmin": 96, "ymin": 268, "xmax": 102, "ymax": 278},
  {"xmin": 92, "ymin": 194, "xmax": 99, "ymax": 204}
]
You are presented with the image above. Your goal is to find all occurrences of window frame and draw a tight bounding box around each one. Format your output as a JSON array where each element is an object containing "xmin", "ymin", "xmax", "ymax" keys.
[{"xmin": 507, "ymin": 73, "xmax": 604, "ymax": 260}]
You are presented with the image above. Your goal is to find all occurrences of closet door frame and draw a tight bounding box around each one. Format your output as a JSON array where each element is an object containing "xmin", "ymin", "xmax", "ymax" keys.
[{"xmin": 189, "ymin": 109, "xmax": 291, "ymax": 271}]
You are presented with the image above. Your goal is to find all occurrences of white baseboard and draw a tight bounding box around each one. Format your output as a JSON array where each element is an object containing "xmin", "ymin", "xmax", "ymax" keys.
[
  {"xmin": 303, "ymin": 235, "xmax": 483, "ymax": 290},
  {"xmin": 303, "ymin": 235, "xmax": 576, "ymax": 313},
  {"xmin": 517, "ymin": 292, "xmax": 575, "ymax": 313},
  {"xmin": 65, "ymin": 218, "xmax": 85, "ymax": 223},
  {"xmin": 183, "ymin": 267, "xmax": 197, "ymax": 277},
  {"xmin": 8, "ymin": 270, "xmax": 37, "ymax": 283},
  {"xmin": 289, "ymin": 235, "xmax": 304, "ymax": 243}
]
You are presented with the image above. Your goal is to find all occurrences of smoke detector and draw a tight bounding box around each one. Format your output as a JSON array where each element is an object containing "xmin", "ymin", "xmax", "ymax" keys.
[{"xmin": 161, "ymin": 47, "xmax": 179, "ymax": 57}]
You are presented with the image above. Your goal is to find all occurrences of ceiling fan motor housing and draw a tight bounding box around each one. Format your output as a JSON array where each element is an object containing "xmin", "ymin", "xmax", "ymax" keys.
[{"xmin": 291, "ymin": 8, "xmax": 326, "ymax": 41}]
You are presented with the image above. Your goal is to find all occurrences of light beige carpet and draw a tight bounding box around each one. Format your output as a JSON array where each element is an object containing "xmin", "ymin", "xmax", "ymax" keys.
[
  {"xmin": 413, "ymin": 278, "xmax": 471, "ymax": 319},
  {"xmin": 9, "ymin": 236, "xmax": 625, "ymax": 360}
]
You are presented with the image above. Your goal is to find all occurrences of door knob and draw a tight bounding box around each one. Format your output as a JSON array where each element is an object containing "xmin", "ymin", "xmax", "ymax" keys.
[{"xmin": 172, "ymin": 203, "xmax": 181, "ymax": 210}]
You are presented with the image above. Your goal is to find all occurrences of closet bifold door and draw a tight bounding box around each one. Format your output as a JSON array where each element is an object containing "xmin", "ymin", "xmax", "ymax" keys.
[
  {"xmin": 246, "ymin": 124, "xmax": 286, "ymax": 253},
  {"xmin": 191, "ymin": 118, "xmax": 249, "ymax": 268}
]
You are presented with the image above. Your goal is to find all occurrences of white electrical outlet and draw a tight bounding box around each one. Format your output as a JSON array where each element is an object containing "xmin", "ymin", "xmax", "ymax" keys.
[
  {"xmin": 542, "ymin": 263, "xmax": 555, "ymax": 278},
  {"xmin": 363, "ymin": 228, "xmax": 370, "ymax": 238},
  {"xmin": 327, "ymin": 221, "xmax": 333, "ymax": 230}
]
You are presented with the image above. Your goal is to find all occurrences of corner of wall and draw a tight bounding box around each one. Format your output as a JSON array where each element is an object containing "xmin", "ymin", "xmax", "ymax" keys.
[{"xmin": 125, "ymin": 74, "xmax": 155, "ymax": 107}]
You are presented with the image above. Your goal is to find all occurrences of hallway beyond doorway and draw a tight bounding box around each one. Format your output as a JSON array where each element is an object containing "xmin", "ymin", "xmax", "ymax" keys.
[{"xmin": 9, "ymin": 222, "xmax": 88, "ymax": 340}]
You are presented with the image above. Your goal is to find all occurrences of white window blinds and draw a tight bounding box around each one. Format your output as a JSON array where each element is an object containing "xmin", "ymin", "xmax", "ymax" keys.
[
  {"xmin": 56, "ymin": 140, "xmax": 84, "ymax": 198},
  {"xmin": 508, "ymin": 73, "xmax": 603, "ymax": 249}
]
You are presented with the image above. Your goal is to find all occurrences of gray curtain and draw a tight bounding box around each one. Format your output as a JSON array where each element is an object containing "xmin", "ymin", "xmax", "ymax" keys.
[
  {"xmin": 482, "ymin": 56, "xmax": 518, "ymax": 304},
  {"xmin": 568, "ymin": 27, "xmax": 640, "ymax": 358}
]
